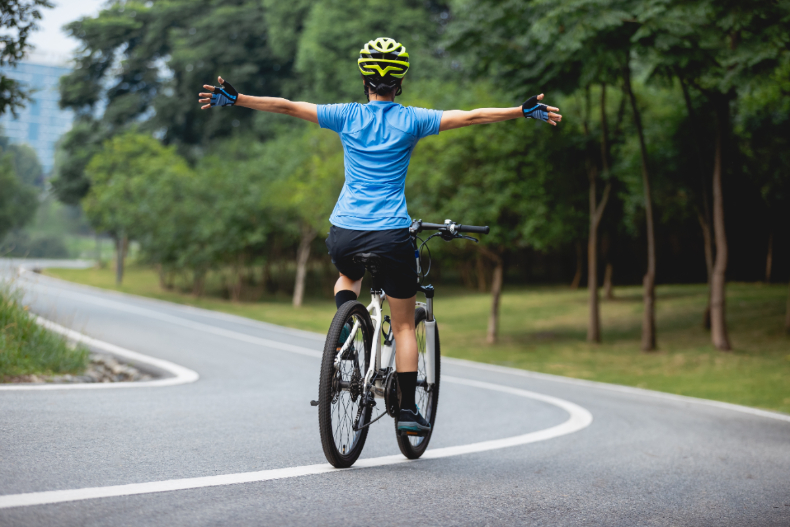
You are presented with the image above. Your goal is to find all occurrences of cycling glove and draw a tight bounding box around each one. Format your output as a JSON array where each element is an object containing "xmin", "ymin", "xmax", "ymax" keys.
[
  {"xmin": 522, "ymin": 95, "xmax": 549, "ymax": 123},
  {"xmin": 210, "ymin": 81, "xmax": 238, "ymax": 107}
]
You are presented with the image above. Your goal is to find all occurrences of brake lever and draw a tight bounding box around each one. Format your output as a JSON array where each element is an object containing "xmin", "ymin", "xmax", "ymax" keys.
[{"xmin": 455, "ymin": 234, "xmax": 479, "ymax": 243}]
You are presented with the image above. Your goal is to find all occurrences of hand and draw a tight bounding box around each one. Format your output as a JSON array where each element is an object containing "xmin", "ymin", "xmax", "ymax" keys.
[
  {"xmin": 522, "ymin": 94, "xmax": 562, "ymax": 126},
  {"xmin": 198, "ymin": 76, "xmax": 238, "ymax": 109}
]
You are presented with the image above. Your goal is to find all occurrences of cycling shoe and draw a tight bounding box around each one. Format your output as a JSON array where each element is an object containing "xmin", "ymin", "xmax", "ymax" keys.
[
  {"xmin": 397, "ymin": 407, "xmax": 431, "ymax": 436},
  {"xmin": 337, "ymin": 322, "xmax": 352, "ymax": 353}
]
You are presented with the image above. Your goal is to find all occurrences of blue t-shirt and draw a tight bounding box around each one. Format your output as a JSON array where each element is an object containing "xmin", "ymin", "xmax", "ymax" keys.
[{"xmin": 317, "ymin": 101, "xmax": 443, "ymax": 230}]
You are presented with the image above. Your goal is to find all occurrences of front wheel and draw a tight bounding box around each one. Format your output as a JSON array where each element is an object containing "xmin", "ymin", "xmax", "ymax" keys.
[
  {"xmin": 395, "ymin": 307, "xmax": 440, "ymax": 459},
  {"xmin": 318, "ymin": 301, "xmax": 373, "ymax": 468}
]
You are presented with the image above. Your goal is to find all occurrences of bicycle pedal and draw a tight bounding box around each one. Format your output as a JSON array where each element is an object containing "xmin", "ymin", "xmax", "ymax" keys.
[
  {"xmin": 398, "ymin": 429, "xmax": 426, "ymax": 437},
  {"xmin": 310, "ymin": 400, "xmax": 318, "ymax": 407}
]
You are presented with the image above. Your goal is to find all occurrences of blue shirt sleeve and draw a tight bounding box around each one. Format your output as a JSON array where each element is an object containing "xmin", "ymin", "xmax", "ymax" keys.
[
  {"xmin": 411, "ymin": 107, "xmax": 443, "ymax": 138},
  {"xmin": 317, "ymin": 103, "xmax": 350, "ymax": 133}
]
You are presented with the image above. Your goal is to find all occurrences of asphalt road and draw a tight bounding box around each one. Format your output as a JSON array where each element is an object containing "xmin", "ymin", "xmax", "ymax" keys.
[{"xmin": 1, "ymin": 261, "xmax": 788, "ymax": 526}]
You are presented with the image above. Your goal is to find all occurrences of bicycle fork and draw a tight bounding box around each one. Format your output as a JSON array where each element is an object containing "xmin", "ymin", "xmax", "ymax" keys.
[{"xmin": 419, "ymin": 285, "xmax": 437, "ymax": 386}]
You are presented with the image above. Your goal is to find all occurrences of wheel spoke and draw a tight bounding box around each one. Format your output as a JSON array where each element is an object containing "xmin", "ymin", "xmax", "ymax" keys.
[{"xmin": 330, "ymin": 316, "xmax": 367, "ymax": 455}]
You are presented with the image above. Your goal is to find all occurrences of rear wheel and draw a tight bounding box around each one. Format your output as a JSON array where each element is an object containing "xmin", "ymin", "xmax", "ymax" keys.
[
  {"xmin": 318, "ymin": 301, "xmax": 373, "ymax": 468},
  {"xmin": 395, "ymin": 307, "xmax": 440, "ymax": 459}
]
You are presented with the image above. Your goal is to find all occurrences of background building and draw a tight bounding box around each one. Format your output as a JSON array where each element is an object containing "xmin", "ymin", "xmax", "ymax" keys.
[{"xmin": 0, "ymin": 57, "xmax": 74, "ymax": 175}]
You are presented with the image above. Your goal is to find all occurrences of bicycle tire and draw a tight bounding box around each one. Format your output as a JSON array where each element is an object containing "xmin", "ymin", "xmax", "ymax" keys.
[
  {"xmin": 395, "ymin": 306, "xmax": 440, "ymax": 459},
  {"xmin": 318, "ymin": 301, "xmax": 373, "ymax": 468}
]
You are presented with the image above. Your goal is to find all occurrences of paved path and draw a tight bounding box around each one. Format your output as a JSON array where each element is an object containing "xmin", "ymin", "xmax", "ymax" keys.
[{"xmin": 1, "ymin": 262, "xmax": 788, "ymax": 526}]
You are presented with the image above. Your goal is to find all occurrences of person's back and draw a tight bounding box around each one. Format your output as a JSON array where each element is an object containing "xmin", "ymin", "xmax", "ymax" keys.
[
  {"xmin": 318, "ymin": 101, "xmax": 442, "ymax": 230},
  {"xmin": 198, "ymin": 35, "xmax": 561, "ymax": 435}
]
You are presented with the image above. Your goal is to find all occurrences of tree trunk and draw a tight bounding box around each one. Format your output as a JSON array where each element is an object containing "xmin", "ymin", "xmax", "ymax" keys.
[
  {"xmin": 293, "ymin": 225, "xmax": 316, "ymax": 308},
  {"xmin": 94, "ymin": 234, "xmax": 101, "ymax": 266},
  {"xmin": 765, "ymin": 232, "xmax": 773, "ymax": 283},
  {"xmin": 114, "ymin": 234, "xmax": 127, "ymax": 286},
  {"xmin": 487, "ymin": 257, "xmax": 503, "ymax": 344},
  {"xmin": 229, "ymin": 269, "xmax": 242, "ymax": 302},
  {"xmin": 710, "ymin": 101, "xmax": 731, "ymax": 351},
  {"xmin": 570, "ymin": 240, "xmax": 583, "ymax": 289},
  {"xmin": 603, "ymin": 263, "xmax": 614, "ymax": 300},
  {"xmin": 697, "ymin": 210, "xmax": 714, "ymax": 329},
  {"xmin": 585, "ymin": 83, "xmax": 614, "ymax": 343},
  {"xmin": 624, "ymin": 62, "xmax": 657, "ymax": 351},
  {"xmin": 587, "ymin": 166, "xmax": 611, "ymax": 343},
  {"xmin": 192, "ymin": 269, "xmax": 205, "ymax": 296},
  {"xmin": 476, "ymin": 253, "xmax": 488, "ymax": 293},
  {"xmin": 262, "ymin": 260, "xmax": 273, "ymax": 293},
  {"xmin": 681, "ymin": 78, "xmax": 714, "ymax": 330}
]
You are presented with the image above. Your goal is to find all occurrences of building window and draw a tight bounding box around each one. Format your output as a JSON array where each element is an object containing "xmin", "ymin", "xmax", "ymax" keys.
[
  {"xmin": 29, "ymin": 98, "xmax": 40, "ymax": 116},
  {"xmin": 28, "ymin": 122, "xmax": 39, "ymax": 141}
]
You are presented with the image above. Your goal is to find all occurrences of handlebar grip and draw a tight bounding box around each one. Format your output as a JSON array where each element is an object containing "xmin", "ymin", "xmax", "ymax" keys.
[{"xmin": 458, "ymin": 224, "xmax": 490, "ymax": 235}]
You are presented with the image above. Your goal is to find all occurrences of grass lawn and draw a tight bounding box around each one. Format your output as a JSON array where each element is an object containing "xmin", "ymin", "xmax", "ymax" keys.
[{"xmin": 45, "ymin": 265, "xmax": 790, "ymax": 414}]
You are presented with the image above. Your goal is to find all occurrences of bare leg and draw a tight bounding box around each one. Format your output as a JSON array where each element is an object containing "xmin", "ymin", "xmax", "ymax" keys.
[
  {"xmin": 389, "ymin": 295, "xmax": 417, "ymax": 372},
  {"xmin": 334, "ymin": 273, "xmax": 362, "ymax": 296}
]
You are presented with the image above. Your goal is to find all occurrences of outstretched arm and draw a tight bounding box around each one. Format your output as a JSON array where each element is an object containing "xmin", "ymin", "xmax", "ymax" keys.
[
  {"xmin": 439, "ymin": 93, "xmax": 561, "ymax": 132},
  {"xmin": 198, "ymin": 77, "xmax": 318, "ymax": 124}
]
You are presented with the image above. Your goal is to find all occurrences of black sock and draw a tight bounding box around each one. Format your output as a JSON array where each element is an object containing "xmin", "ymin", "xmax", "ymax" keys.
[
  {"xmin": 335, "ymin": 290, "xmax": 357, "ymax": 309},
  {"xmin": 398, "ymin": 371, "xmax": 417, "ymax": 412}
]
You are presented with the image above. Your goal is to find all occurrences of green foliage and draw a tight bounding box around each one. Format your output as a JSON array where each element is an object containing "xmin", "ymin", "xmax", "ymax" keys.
[
  {"xmin": 0, "ymin": 147, "xmax": 38, "ymax": 243},
  {"xmin": 50, "ymin": 119, "xmax": 103, "ymax": 204},
  {"xmin": 736, "ymin": 61, "xmax": 790, "ymax": 224},
  {"xmin": 0, "ymin": 231, "xmax": 69, "ymax": 258},
  {"xmin": 294, "ymin": 0, "xmax": 451, "ymax": 102},
  {"xmin": 0, "ymin": 283, "xmax": 88, "ymax": 378},
  {"xmin": 54, "ymin": 0, "xmax": 790, "ymax": 294},
  {"xmin": 407, "ymin": 81, "xmax": 585, "ymax": 253},
  {"xmin": 0, "ymin": 0, "xmax": 53, "ymax": 117},
  {"xmin": 6, "ymin": 143, "xmax": 42, "ymax": 187},
  {"xmin": 83, "ymin": 133, "xmax": 192, "ymax": 241}
]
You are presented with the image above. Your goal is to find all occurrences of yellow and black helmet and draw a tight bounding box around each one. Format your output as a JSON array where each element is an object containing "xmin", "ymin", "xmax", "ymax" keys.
[{"xmin": 358, "ymin": 37, "xmax": 410, "ymax": 79}]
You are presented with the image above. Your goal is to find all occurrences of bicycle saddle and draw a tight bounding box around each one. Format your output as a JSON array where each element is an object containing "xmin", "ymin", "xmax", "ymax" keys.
[{"xmin": 351, "ymin": 253, "xmax": 384, "ymax": 275}]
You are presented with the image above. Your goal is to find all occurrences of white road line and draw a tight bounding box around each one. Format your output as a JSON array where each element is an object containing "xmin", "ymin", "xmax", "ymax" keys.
[
  {"xmin": 0, "ymin": 376, "xmax": 592, "ymax": 509},
  {"xmin": 13, "ymin": 270, "xmax": 790, "ymax": 424},
  {"xmin": 23, "ymin": 283, "xmax": 324, "ymax": 359},
  {"xmin": 442, "ymin": 357, "xmax": 790, "ymax": 424},
  {"xmin": 0, "ymin": 317, "xmax": 199, "ymax": 391},
  {"xmin": 18, "ymin": 269, "xmax": 325, "ymax": 342},
  {"xmin": 12, "ymin": 271, "xmax": 790, "ymax": 424}
]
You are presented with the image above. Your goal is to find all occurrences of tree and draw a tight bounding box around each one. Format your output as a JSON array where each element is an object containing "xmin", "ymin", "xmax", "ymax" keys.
[
  {"xmin": 0, "ymin": 146, "xmax": 38, "ymax": 243},
  {"xmin": 622, "ymin": 60, "xmax": 658, "ymax": 350},
  {"xmin": 267, "ymin": 129, "xmax": 344, "ymax": 307},
  {"xmin": 6, "ymin": 144, "xmax": 42, "ymax": 186},
  {"xmin": 633, "ymin": 0, "xmax": 790, "ymax": 350},
  {"xmin": 293, "ymin": 0, "xmax": 450, "ymax": 103},
  {"xmin": 0, "ymin": 0, "xmax": 52, "ymax": 117},
  {"xmin": 51, "ymin": 119, "xmax": 104, "ymax": 205},
  {"xmin": 736, "ymin": 63, "xmax": 790, "ymax": 285},
  {"xmin": 83, "ymin": 133, "xmax": 192, "ymax": 284},
  {"xmin": 407, "ymin": 81, "xmax": 583, "ymax": 343},
  {"xmin": 55, "ymin": 0, "xmax": 305, "ymax": 204},
  {"xmin": 447, "ymin": 0, "xmax": 651, "ymax": 346}
]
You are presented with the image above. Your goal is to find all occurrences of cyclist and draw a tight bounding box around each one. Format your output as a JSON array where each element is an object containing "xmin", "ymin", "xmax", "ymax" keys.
[{"xmin": 198, "ymin": 37, "xmax": 561, "ymax": 435}]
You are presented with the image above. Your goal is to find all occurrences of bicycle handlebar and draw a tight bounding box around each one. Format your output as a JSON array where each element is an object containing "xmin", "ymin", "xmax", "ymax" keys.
[
  {"xmin": 457, "ymin": 224, "xmax": 490, "ymax": 234},
  {"xmin": 411, "ymin": 220, "xmax": 490, "ymax": 236}
]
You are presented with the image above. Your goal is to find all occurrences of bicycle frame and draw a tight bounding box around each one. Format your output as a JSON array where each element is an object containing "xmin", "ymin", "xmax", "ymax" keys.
[{"xmin": 335, "ymin": 288, "xmax": 436, "ymax": 398}]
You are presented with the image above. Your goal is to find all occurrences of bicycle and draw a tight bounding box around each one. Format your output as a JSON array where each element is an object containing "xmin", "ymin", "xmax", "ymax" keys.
[{"xmin": 315, "ymin": 218, "xmax": 489, "ymax": 468}]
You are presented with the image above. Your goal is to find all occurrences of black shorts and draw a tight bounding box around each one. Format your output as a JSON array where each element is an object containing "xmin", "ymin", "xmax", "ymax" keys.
[{"xmin": 325, "ymin": 225, "xmax": 418, "ymax": 299}]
